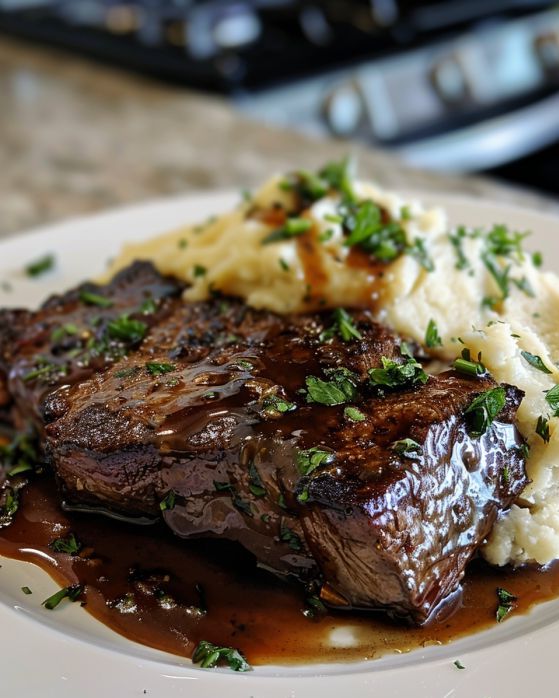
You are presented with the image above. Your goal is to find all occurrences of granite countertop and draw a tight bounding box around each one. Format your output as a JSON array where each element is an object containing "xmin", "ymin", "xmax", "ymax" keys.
[{"xmin": 0, "ymin": 37, "xmax": 557, "ymax": 240}]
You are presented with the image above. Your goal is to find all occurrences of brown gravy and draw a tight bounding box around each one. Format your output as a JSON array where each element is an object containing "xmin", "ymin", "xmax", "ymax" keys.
[{"xmin": 1, "ymin": 475, "xmax": 558, "ymax": 666}]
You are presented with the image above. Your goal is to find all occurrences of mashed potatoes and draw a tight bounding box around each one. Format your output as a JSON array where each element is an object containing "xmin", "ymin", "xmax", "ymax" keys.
[{"xmin": 108, "ymin": 163, "xmax": 559, "ymax": 567}]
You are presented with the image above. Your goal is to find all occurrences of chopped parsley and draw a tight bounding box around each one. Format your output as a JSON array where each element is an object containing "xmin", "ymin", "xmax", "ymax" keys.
[
  {"xmin": 452, "ymin": 348, "xmax": 486, "ymax": 378},
  {"xmin": 342, "ymin": 200, "xmax": 406, "ymax": 262},
  {"xmin": 233, "ymin": 495, "xmax": 253, "ymax": 517},
  {"xmin": 262, "ymin": 394, "xmax": 296, "ymax": 416},
  {"xmin": 280, "ymin": 524, "xmax": 302, "ymax": 551},
  {"xmin": 296, "ymin": 446, "xmax": 336, "ymax": 476},
  {"xmin": 521, "ymin": 351, "xmax": 552, "ymax": 374},
  {"xmin": 178, "ymin": 238, "xmax": 188, "ymax": 249},
  {"xmin": 139, "ymin": 298, "xmax": 158, "ymax": 314},
  {"xmin": 425, "ymin": 319, "xmax": 442, "ymax": 348},
  {"xmin": 320, "ymin": 308, "xmax": 362, "ymax": 343},
  {"xmin": 303, "ymin": 594, "xmax": 327, "ymax": 619},
  {"xmin": 23, "ymin": 359, "xmax": 67, "ymax": 384},
  {"xmin": 146, "ymin": 361, "xmax": 175, "ymax": 376},
  {"xmin": 408, "ymin": 237, "xmax": 434, "ymax": 272},
  {"xmin": 21, "ymin": 586, "xmax": 32, "ymax": 595},
  {"xmin": 51, "ymin": 323, "xmax": 79, "ymax": 343},
  {"xmin": 42, "ymin": 584, "xmax": 83, "ymax": 610},
  {"xmin": 25, "ymin": 253, "xmax": 55, "ymax": 277},
  {"xmin": 192, "ymin": 640, "xmax": 251, "ymax": 672},
  {"xmin": 496, "ymin": 587, "xmax": 517, "ymax": 622},
  {"xmin": 305, "ymin": 367, "xmax": 358, "ymax": 406},
  {"xmin": 482, "ymin": 252, "xmax": 510, "ymax": 302},
  {"xmin": 453, "ymin": 660, "xmax": 466, "ymax": 670},
  {"xmin": 344, "ymin": 406, "xmax": 366, "ymax": 422},
  {"xmin": 0, "ymin": 487, "xmax": 19, "ymax": 526},
  {"xmin": 486, "ymin": 224, "xmax": 527, "ymax": 260},
  {"xmin": 107, "ymin": 315, "xmax": 147, "ymax": 345},
  {"xmin": 50, "ymin": 533, "xmax": 82, "ymax": 555},
  {"xmin": 464, "ymin": 387, "xmax": 506, "ymax": 437},
  {"xmin": 532, "ymin": 251, "xmax": 543, "ymax": 267},
  {"xmin": 318, "ymin": 228, "xmax": 334, "ymax": 243},
  {"xmin": 279, "ymin": 257, "xmax": 290, "ymax": 272},
  {"xmin": 261, "ymin": 217, "xmax": 312, "ymax": 245},
  {"xmin": 193, "ymin": 264, "xmax": 207, "ymax": 278},
  {"xmin": 368, "ymin": 351, "xmax": 428, "ymax": 392},
  {"xmin": 160, "ymin": 491, "xmax": 176, "ymax": 511},
  {"xmin": 448, "ymin": 226, "xmax": 472, "ymax": 270},
  {"xmin": 78, "ymin": 290, "xmax": 114, "ymax": 308},
  {"xmin": 319, "ymin": 157, "xmax": 356, "ymax": 201},
  {"xmin": 214, "ymin": 481, "xmax": 234, "ymax": 493},
  {"xmin": 545, "ymin": 384, "xmax": 559, "ymax": 416},
  {"xmin": 392, "ymin": 438, "xmax": 422, "ymax": 457},
  {"xmin": 536, "ymin": 415, "xmax": 550, "ymax": 443},
  {"xmin": 400, "ymin": 205, "xmax": 412, "ymax": 221},
  {"xmin": 248, "ymin": 463, "xmax": 266, "ymax": 498}
]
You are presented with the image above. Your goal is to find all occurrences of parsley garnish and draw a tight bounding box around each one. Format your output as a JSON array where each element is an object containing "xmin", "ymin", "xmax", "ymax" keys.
[
  {"xmin": 107, "ymin": 315, "xmax": 147, "ymax": 344},
  {"xmin": 521, "ymin": 351, "xmax": 552, "ymax": 374},
  {"xmin": 496, "ymin": 587, "xmax": 517, "ymax": 622},
  {"xmin": 233, "ymin": 495, "xmax": 253, "ymax": 517},
  {"xmin": 483, "ymin": 253, "xmax": 510, "ymax": 302},
  {"xmin": 21, "ymin": 586, "xmax": 32, "ymax": 595},
  {"xmin": 146, "ymin": 361, "xmax": 175, "ymax": 376},
  {"xmin": 448, "ymin": 226, "xmax": 472, "ymax": 270},
  {"xmin": 408, "ymin": 238, "xmax": 434, "ymax": 271},
  {"xmin": 319, "ymin": 157, "xmax": 356, "ymax": 201},
  {"xmin": 392, "ymin": 438, "xmax": 422, "ymax": 457},
  {"xmin": 343, "ymin": 200, "xmax": 406, "ymax": 262},
  {"xmin": 532, "ymin": 251, "xmax": 543, "ymax": 267},
  {"xmin": 50, "ymin": 533, "xmax": 82, "ymax": 555},
  {"xmin": 139, "ymin": 298, "xmax": 158, "ymax": 314},
  {"xmin": 545, "ymin": 384, "xmax": 559, "ymax": 416},
  {"xmin": 302, "ymin": 594, "xmax": 327, "ymax": 619},
  {"xmin": 344, "ymin": 406, "xmax": 366, "ymax": 422},
  {"xmin": 0, "ymin": 487, "xmax": 19, "ymax": 526},
  {"xmin": 193, "ymin": 264, "xmax": 207, "ymax": 278},
  {"xmin": 262, "ymin": 394, "xmax": 296, "ymax": 416},
  {"xmin": 425, "ymin": 318, "xmax": 442, "ymax": 348},
  {"xmin": 262, "ymin": 217, "xmax": 312, "ymax": 245},
  {"xmin": 296, "ymin": 446, "xmax": 336, "ymax": 476},
  {"xmin": 160, "ymin": 491, "xmax": 176, "ymax": 511},
  {"xmin": 192, "ymin": 640, "xmax": 251, "ymax": 672},
  {"xmin": 51, "ymin": 323, "xmax": 79, "ymax": 343},
  {"xmin": 214, "ymin": 481, "xmax": 234, "ymax": 493},
  {"xmin": 486, "ymin": 224, "xmax": 527, "ymax": 260},
  {"xmin": 42, "ymin": 584, "xmax": 83, "ymax": 610},
  {"xmin": 279, "ymin": 257, "xmax": 290, "ymax": 271},
  {"xmin": 368, "ymin": 352, "xmax": 428, "ymax": 392},
  {"xmin": 453, "ymin": 660, "xmax": 466, "ymax": 670},
  {"xmin": 305, "ymin": 367, "xmax": 358, "ymax": 406},
  {"xmin": 248, "ymin": 463, "xmax": 266, "ymax": 498},
  {"xmin": 464, "ymin": 387, "xmax": 506, "ymax": 436},
  {"xmin": 25, "ymin": 253, "xmax": 55, "ymax": 277},
  {"xmin": 452, "ymin": 348, "xmax": 486, "ymax": 377},
  {"xmin": 78, "ymin": 290, "xmax": 113, "ymax": 308},
  {"xmin": 320, "ymin": 308, "xmax": 362, "ymax": 343},
  {"xmin": 280, "ymin": 524, "xmax": 302, "ymax": 551},
  {"xmin": 536, "ymin": 415, "xmax": 550, "ymax": 443}
]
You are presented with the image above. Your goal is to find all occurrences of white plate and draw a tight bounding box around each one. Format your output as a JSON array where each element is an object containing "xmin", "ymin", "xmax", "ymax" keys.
[{"xmin": 1, "ymin": 191, "xmax": 558, "ymax": 698}]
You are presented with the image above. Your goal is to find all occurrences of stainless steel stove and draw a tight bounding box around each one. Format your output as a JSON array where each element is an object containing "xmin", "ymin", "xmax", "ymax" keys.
[{"xmin": 1, "ymin": 1, "xmax": 558, "ymax": 193}]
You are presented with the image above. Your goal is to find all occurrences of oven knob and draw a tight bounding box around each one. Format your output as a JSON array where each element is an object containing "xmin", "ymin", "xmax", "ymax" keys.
[
  {"xmin": 534, "ymin": 32, "xmax": 559, "ymax": 73},
  {"xmin": 322, "ymin": 82, "xmax": 366, "ymax": 137},
  {"xmin": 429, "ymin": 55, "xmax": 469, "ymax": 105}
]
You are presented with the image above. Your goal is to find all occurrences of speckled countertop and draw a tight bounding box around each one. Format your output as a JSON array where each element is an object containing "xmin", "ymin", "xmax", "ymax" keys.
[{"xmin": 0, "ymin": 37, "xmax": 557, "ymax": 240}]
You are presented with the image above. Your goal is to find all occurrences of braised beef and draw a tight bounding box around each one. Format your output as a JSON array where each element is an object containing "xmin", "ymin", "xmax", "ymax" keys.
[{"xmin": 0, "ymin": 263, "xmax": 528, "ymax": 622}]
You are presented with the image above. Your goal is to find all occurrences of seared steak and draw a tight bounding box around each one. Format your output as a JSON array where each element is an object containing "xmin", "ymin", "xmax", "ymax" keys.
[
  {"xmin": 0, "ymin": 263, "xmax": 527, "ymax": 622},
  {"xmin": 0, "ymin": 261, "xmax": 182, "ymax": 430}
]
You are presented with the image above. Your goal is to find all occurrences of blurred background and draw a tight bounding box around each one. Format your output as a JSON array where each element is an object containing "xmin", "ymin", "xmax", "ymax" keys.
[{"xmin": 0, "ymin": 1, "xmax": 558, "ymax": 195}]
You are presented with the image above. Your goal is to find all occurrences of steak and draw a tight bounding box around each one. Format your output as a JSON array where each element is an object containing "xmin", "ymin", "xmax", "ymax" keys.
[
  {"xmin": 0, "ymin": 261, "xmax": 183, "ymax": 431},
  {"xmin": 0, "ymin": 263, "xmax": 528, "ymax": 623}
]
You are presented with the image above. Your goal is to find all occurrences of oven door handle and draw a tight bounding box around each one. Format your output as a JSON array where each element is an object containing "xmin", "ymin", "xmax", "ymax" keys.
[{"xmin": 395, "ymin": 93, "xmax": 559, "ymax": 173}]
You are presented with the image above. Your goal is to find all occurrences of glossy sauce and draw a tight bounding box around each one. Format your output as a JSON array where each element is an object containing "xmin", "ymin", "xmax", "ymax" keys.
[{"xmin": 1, "ymin": 475, "xmax": 559, "ymax": 666}]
